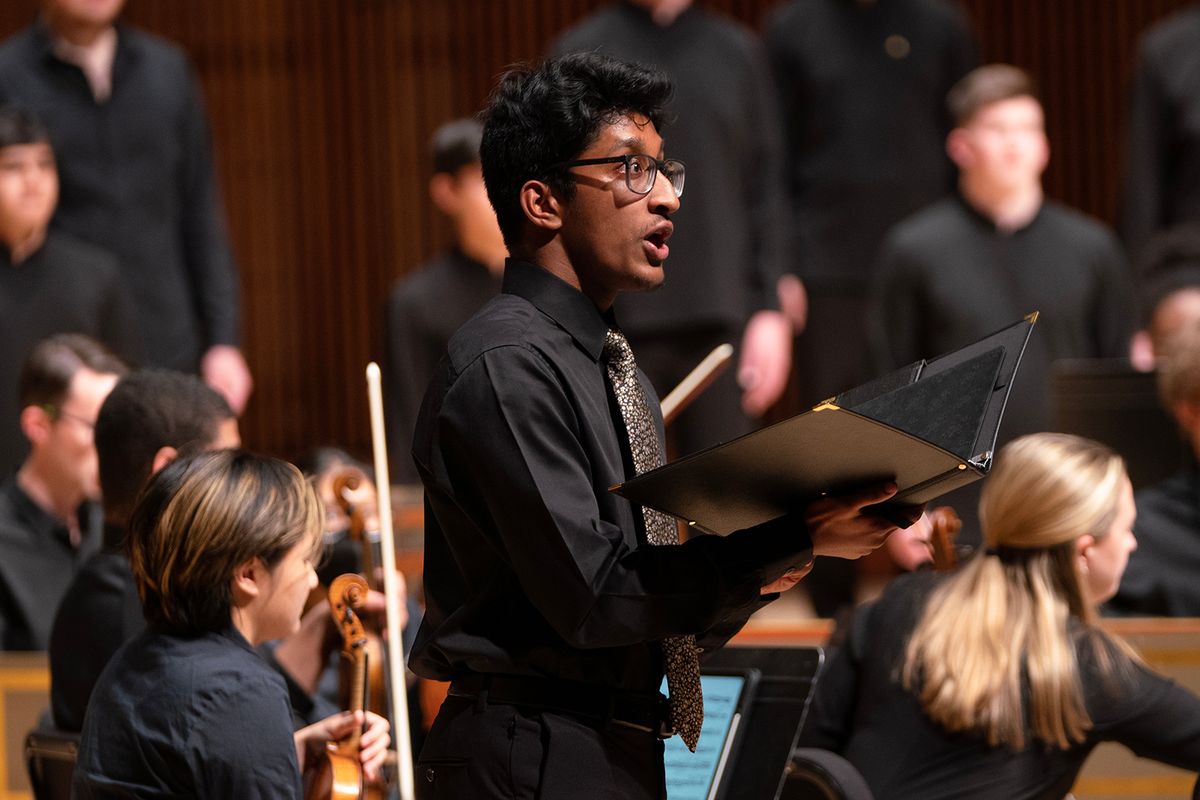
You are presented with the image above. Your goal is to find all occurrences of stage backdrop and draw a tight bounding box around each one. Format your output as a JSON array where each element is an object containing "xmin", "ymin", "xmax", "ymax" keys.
[{"xmin": 0, "ymin": 0, "xmax": 1190, "ymax": 462}]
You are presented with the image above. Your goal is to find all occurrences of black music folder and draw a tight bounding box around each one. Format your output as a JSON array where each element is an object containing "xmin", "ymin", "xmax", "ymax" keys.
[{"xmin": 614, "ymin": 314, "xmax": 1037, "ymax": 535}]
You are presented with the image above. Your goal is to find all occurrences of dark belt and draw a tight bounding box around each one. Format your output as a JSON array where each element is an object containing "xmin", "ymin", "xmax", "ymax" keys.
[{"xmin": 447, "ymin": 673, "xmax": 675, "ymax": 739}]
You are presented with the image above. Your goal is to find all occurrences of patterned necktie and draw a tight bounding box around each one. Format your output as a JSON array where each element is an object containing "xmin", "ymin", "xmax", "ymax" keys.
[{"xmin": 603, "ymin": 328, "xmax": 704, "ymax": 752}]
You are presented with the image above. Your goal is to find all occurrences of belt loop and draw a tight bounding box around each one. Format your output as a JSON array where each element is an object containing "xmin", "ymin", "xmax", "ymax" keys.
[{"xmin": 474, "ymin": 675, "xmax": 490, "ymax": 713}]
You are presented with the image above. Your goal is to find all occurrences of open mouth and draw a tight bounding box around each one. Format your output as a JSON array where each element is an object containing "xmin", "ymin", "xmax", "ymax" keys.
[{"xmin": 643, "ymin": 226, "xmax": 672, "ymax": 263}]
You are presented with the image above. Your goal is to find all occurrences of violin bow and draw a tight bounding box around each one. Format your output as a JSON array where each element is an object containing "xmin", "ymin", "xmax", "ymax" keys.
[
  {"xmin": 365, "ymin": 362, "xmax": 416, "ymax": 800},
  {"xmin": 659, "ymin": 343, "xmax": 734, "ymax": 427}
]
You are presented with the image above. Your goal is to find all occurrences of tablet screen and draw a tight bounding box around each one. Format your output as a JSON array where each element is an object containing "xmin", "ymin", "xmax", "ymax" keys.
[{"xmin": 662, "ymin": 673, "xmax": 752, "ymax": 800}]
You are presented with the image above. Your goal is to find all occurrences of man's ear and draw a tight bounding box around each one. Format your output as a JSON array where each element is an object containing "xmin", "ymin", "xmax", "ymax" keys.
[
  {"xmin": 230, "ymin": 556, "xmax": 263, "ymax": 607},
  {"xmin": 429, "ymin": 172, "xmax": 457, "ymax": 216},
  {"xmin": 150, "ymin": 446, "xmax": 179, "ymax": 476},
  {"xmin": 18, "ymin": 404, "xmax": 53, "ymax": 447},
  {"xmin": 519, "ymin": 179, "xmax": 564, "ymax": 233},
  {"xmin": 946, "ymin": 128, "xmax": 972, "ymax": 170}
]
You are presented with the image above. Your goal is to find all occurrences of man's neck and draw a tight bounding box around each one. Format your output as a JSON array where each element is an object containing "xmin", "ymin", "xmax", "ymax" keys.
[
  {"xmin": 516, "ymin": 243, "xmax": 615, "ymax": 312},
  {"xmin": 16, "ymin": 461, "xmax": 83, "ymax": 527},
  {"xmin": 959, "ymin": 177, "xmax": 1043, "ymax": 233},
  {"xmin": 626, "ymin": 0, "xmax": 693, "ymax": 27},
  {"xmin": 45, "ymin": 12, "xmax": 114, "ymax": 48},
  {"xmin": 48, "ymin": 19, "xmax": 118, "ymax": 101},
  {"xmin": 2, "ymin": 227, "xmax": 47, "ymax": 264}
]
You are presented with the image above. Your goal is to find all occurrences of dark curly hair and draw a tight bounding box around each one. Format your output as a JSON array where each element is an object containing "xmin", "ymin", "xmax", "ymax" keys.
[
  {"xmin": 0, "ymin": 107, "xmax": 50, "ymax": 149},
  {"xmin": 479, "ymin": 51, "xmax": 673, "ymax": 249}
]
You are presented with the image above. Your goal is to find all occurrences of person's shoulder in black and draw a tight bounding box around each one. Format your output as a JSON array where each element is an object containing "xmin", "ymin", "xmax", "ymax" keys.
[
  {"xmin": 1107, "ymin": 460, "xmax": 1200, "ymax": 616},
  {"xmin": 1075, "ymin": 624, "xmax": 1200, "ymax": 770},
  {"xmin": 879, "ymin": 195, "xmax": 972, "ymax": 254},
  {"xmin": 798, "ymin": 569, "xmax": 936, "ymax": 752},
  {"xmin": 0, "ymin": 477, "xmax": 101, "ymax": 652},
  {"xmin": 48, "ymin": 531, "xmax": 143, "ymax": 731},
  {"xmin": 385, "ymin": 248, "xmax": 500, "ymax": 482},
  {"xmin": 386, "ymin": 248, "xmax": 502, "ymax": 371},
  {"xmin": 0, "ymin": 22, "xmax": 39, "ymax": 79},
  {"xmin": 1140, "ymin": 5, "xmax": 1200, "ymax": 64},
  {"xmin": 1035, "ymin": 199, "xmax": 1125, "ymax": 256},
  {"xmin": 73, "ymin": 625, "xmax": 301, "ymax": 798},
  {"xmin": 31, "ymin": 231, "xmax": 144, "ymax": 360}
]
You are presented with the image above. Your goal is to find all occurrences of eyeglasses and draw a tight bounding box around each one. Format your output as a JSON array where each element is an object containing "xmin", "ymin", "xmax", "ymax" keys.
[
  {"xmin": 553, "ymin": 153, "xmax": 685, "ymax": 198},
  {"xmin": 41, "ymin": 404, "xmax": 96, "ymax": 432}
]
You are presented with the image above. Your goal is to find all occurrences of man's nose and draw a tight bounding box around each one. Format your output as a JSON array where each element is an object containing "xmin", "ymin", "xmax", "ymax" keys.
[{"xmin": 648, "ymin": 170, "xmax": 680, "ymax": 215}]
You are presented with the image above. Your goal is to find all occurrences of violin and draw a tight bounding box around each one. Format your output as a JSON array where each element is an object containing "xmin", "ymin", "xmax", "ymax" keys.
[
  {"xmin": 330, "ymin": 470, "xmax": 389, "ymax": 719},
  {"xmin": 928, "ymin": 506, "xmax": 963, "ymax": 572},
  {"xmin": 306, "ymin": 574, "xmax": 377, "ymax": 800}
]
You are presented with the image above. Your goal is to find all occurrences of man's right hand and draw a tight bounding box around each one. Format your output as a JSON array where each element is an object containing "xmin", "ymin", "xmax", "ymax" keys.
[{"xmin": 806, "ymin": 483, "xmax": 901, "ymax": 559}]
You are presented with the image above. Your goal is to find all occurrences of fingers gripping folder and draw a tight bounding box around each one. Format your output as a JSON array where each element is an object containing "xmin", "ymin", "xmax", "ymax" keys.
[{"xmin": 614, "ymin": 314, "xmax": 1037, "ymax": 535}]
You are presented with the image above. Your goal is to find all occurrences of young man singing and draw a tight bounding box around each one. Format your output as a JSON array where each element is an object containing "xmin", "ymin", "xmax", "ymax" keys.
[{"xmin": 409, "ymin": 52, "xmax": 901, "ymax": 799}]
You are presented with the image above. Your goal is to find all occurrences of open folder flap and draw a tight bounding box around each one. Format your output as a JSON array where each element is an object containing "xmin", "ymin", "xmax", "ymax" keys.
[{"xmin": 613, "ymin": 314, "xmax": 1037, "ymax": 535}]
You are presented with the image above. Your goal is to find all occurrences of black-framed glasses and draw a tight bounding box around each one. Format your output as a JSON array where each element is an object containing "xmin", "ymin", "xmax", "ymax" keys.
[
  {"xmin": 552, "ymin": 153, "xmax": 685, "ymax": 198},
  {"xmin": 40, "ymin": 404, "xmax": 96, "ymax": 433}
]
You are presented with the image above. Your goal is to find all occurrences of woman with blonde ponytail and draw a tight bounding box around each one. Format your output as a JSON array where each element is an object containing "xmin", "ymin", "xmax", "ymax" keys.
[{"xmin": 800, "ymin": 433, "xmax": 1200, "ymax": 800}]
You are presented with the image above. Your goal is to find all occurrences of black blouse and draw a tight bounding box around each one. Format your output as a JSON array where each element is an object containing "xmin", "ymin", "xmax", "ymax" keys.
[
  {"xmin": 802, "ymin": 571, "xmax": 1200, "ymax": 800},
  {"xmin": 74, "ymin": 625, "xmax": 302, "ymax": 798}
]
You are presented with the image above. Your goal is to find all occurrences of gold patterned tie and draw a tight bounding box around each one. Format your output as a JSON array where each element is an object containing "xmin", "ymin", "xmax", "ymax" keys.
[{"xmin": 603, "ymin": 328, "xmax": 704, "ymax": 752}]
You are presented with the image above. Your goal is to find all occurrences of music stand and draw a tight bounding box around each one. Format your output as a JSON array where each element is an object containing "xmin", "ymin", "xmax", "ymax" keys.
[
  {"xmin": 673, "ymin": 646, "xmax": 824, "ymax": 800},
  {"xmin": 1052, "ymin": 359, "xmax": 1186, "ymax": 490}
]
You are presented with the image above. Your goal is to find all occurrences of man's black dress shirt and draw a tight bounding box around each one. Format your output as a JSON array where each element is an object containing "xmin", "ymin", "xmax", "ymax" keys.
[
  {"xmin": 0, "ymin": 232, "xmax": 142, "ymax": 479},
  {"xmin": 386, "ymin": 248, "xmax": 500, "ymax": 484},
  {"xmin": 48, "ymin": 524, "xmax": 143, "ymax": 731},
  {"xmin": 73, "ymin": 625, "xmax": 302, "ymax": 798},
  {"xmin": 1108, "ymin": 456, "xmax": 1200, "ymax": 616},
  {"xmin": 0, "ymin": 478, "xmax": 101, "ymax": 651},
  {"xmin": 0, "ymin": 21, "xmax": 241, "ymax": 371},
  {"xmin": 409, "ymin": 260, "xmax": 811, "ymax": 694},
  {"xmin": 1121, "ymin": 6, "xmax": 1200, "ymax": 261},
  {"xmin": 801, "ymin": 571, "xmax": 1200, "ymax": 800}
]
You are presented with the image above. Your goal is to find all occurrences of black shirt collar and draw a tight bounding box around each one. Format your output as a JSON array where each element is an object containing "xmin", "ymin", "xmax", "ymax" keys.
[
  {"xmin": 1, "ymin": 476, "xmax": 76, "ymax": 550},
  {"xmin": 616, "ymin": 0, "xmax": 700, "ymax": 30},
  {"xmin": 955, "ymin": 191, "xmax": 1045, "ymax": 236},
  {"xmin": 501, "ymin": 259, "xmax": 613, "ymax": 362},
  {"xmin": 31, "ymin": 17, "xmax": 138, "ymax": 69}
]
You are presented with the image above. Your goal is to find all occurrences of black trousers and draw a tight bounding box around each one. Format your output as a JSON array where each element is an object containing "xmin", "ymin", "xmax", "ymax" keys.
[{"xmin": 416, "ymin": 695, "xmax": 666, "ymax": 799}]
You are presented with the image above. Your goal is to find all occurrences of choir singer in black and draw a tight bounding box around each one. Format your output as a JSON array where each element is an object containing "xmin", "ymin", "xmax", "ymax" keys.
[{"xmin": 408, "ymin": 52, "xmax": 903, "ymax": 800}]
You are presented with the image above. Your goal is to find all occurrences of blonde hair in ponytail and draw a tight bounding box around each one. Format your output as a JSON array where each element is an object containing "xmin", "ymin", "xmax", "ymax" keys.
[{"xmin": 901, "ymin": 433, "xmax": 1127, "ymax": 750}]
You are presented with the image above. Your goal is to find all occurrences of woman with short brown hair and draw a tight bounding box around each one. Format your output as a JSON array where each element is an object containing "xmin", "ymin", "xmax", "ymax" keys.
[{"xmin": 73, "ymin": 449, "xmax": 388, "ymax": 798}]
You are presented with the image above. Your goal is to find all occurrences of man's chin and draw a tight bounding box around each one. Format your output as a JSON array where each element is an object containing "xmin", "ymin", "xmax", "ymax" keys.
[{"xmin": 630, "ymin": 265, "xmax": 666, "ymax": 293}]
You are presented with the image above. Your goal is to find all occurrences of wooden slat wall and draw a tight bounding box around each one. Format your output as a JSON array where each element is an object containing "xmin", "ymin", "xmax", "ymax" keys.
[{"xmin": 0, "ymin": 0, "xmax": 1192, "ymax": 460}]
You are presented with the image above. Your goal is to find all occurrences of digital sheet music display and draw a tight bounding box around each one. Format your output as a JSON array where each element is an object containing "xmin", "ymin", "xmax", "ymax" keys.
[{"xmin": 662, "ymin": 674, "xmax": 747, "ymax": 800}]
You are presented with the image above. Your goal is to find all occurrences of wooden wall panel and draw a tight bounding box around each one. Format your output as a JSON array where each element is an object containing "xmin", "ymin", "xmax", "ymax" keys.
[{"xmin": 0, "ymin": 0, "xmax": 1193, "ymax": 462}]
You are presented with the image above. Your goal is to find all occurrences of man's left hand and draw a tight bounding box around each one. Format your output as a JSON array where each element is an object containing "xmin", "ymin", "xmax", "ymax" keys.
[{"xmin": 738, "ymin": 310, "xmax": 792, "ymax": 417}]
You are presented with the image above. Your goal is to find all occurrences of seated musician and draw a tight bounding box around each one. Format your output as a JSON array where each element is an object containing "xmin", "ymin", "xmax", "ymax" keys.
[
  {"xmin": 73, "ymin": 449, "xmax": 389, "ymax": 797},
  {"xmin": 49, "ymin": 369, "xmax": 239, "ymax": 731},
  {"xmin": 0, "ymin": 335, "xmax": 125, "ymax": 651},
  {"xmin": 800, "ymin": 432, "xmax": 1200, "ymax": 799},
  {"xmin": 1109, "ymin": 320, "xmax": 1200, "ymax": 615}
]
